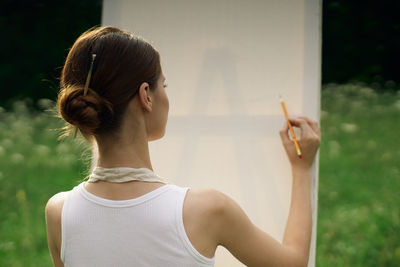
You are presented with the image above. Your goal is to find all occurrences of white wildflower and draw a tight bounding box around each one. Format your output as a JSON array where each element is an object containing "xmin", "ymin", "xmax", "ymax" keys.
[
  {"xmin": 58, "ymin": 154, "xmax": 76, "ymax": 166},
  {"xmin": 2, "ymin": 138, "xmax": 13, "ymax": 148},
  {"xmin": 328, "ymin": 140, "xmax": 341, "ymax": 157},
  {"xmin": 12, "ymin": 101, "xmax": 28, "ymax": 114},
  {"xmin": 34, "ymin": 144, "xmax": 51, "ymax": 156},
  {"xmin": 320, "ymin": 110, "xmax": 329, "ymax": 120},
  {"xmin": 351, "ymin": 100, "xmax": 363, "ymax": 110},
  {"xmin": 394, "ymin": 100, "xmax": 400, "ymax": 110},
  {"xmin": 359, "ymin": 87, "xmax": 376, "ymax": 98},
  {"xmin": 381, "ymin": 152, "xmax": 391, "ymax": 161},
  {"xmin": 12, "ymin": 120, "xmax": 33, "ymax": 134},
  {"xmin": 37, "ymin": 98, "xmax": 54, "ymax": 109},
  {"xmin": 341, "ymin": 123, "xmax": 358, "ymax": 133},
  {"xmin": 56, "ymin": 143, "xmax": 70, "ymax": 154},
  {"xmin": 0, "ymin": 241, "xmax": 15, "ymax": 251},
  {"xmin": 11, "ymin": 153, "xmax": 24, "ymax": 164}
]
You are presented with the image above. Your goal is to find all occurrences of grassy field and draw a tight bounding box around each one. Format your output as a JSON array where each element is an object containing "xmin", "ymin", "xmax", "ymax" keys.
[
  {"xmin": 0, "ymin": 83, "xmax": 399, "ymax": 266},
  {"xmin": 316, "ymin": 84, "xmax": 400, "ymax": 266}
]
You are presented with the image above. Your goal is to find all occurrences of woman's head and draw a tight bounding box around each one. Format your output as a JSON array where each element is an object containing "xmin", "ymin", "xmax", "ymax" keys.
[{"xmin": 57, "ymin": 26, "xmax": 167, "ymax": 143}]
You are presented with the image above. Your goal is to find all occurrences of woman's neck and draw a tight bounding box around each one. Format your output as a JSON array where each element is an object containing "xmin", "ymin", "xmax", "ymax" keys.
[{"xmin": 95, "ymin": 131, "xmax": 153, "ymax": 171}]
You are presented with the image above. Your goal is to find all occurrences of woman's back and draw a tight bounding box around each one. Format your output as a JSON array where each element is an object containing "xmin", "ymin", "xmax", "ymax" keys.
[{"xmin": 46, "ymin": 180, "xmax": 225, "ymax": 267}]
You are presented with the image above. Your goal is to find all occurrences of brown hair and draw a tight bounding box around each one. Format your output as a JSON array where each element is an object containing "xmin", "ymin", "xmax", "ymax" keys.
[{"xmin": 57, "ymin": 26, "xmax": 161, "ymax": 142}]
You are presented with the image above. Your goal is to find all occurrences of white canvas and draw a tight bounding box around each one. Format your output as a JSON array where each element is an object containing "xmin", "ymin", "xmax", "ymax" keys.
[{"xmin": 98, "ymin": 0, "xmax": 322, "ymax": 266}]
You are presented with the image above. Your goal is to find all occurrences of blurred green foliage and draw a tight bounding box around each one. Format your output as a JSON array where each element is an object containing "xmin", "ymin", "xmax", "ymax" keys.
[
  {"xmin": 0, "ymin": 99, "xmax": 92, "ymax": 266},
  {"xmin": 0, "ymin": 83, "xmax": 399, "ymax": 265},
  {"xmin": 317, "ymin": 83, "xmax": 400, "ymax": 266}
]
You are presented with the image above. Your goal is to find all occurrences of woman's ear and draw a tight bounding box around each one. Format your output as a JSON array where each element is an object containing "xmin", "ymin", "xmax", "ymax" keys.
[{"xmin": 138, "ymin": 82, "xmax": 152, "ymax": 112}]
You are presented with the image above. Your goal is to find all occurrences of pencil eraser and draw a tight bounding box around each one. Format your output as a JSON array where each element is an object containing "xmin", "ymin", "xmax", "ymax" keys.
[{"xmin": 298, "ymin": 155, "xmax": 302, "ymax": 159}]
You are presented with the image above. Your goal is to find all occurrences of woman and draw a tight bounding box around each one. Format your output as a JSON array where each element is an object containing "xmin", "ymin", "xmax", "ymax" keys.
[{"xmin": 46, "ymin": 26, "xmax": 321, "ymax": 267}]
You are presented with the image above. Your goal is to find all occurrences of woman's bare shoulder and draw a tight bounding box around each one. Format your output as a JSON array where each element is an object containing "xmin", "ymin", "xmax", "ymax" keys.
[
  {"xmin": 46, "ymin": 192, "xmax": 68, "ymax": 209},
  {"xmin": 181, "ymin": 188, "xmax": 230, "ymax": 256},
  {"xmin": 184, "ymin": 188, "xmax": 228, "ymax": 215},
  {"xmin": 45, "ymin": 192, "xmax": 69, "ymax": 224},
  {"xmin": 182, "ymin": 188, "xmax": 232, "ymax": 234}
]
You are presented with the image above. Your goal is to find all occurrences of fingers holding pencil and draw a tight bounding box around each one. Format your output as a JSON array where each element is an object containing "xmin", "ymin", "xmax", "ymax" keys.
[
  {"xmin": 279, "ymin": 97, "xmax": 320, "ymax": 169},
  {"xmin": 288, "ymin": 118, "xmax": 318, "ymax": 141},
  {"xmin": 279, "ymin": 118, "xmax": 310, "ymax": 148},
  {"xmin": 280, "ymin": 117, "xmax": 321, "ymax": 170},
  {"xmin": 298, "ymin": 116, "xmax": 321, "ymax": 137}
]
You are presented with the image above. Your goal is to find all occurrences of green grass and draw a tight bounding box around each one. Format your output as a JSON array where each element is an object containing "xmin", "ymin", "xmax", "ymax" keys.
[
  {"xmin": 0, "ymin": 100, "xmax": 92, "ymax": 267},
  {"xmin": 0, "ymin": 83, "xmax": 399, "ymax": 266},
  {"xmin": 316, "ymin": 84, "xmax": 400, "ymax": 266}
]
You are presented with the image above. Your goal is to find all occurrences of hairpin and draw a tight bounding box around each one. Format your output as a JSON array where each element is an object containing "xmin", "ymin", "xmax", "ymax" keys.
[
  {"xmin": 83, "ymin": 54, "xmax": 97, "ymax": 96},
  {"xmin": 74, "ymin": 53, "xmax": 97, "ymax": 139}
]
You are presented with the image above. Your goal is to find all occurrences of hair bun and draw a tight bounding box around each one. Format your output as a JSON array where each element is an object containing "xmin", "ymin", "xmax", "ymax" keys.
[{"xmin": 58, "ymin": 85, "xmax": 114, "ymax": 135}]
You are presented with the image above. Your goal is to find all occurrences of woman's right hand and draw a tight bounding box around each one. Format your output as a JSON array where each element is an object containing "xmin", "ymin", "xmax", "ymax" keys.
[{"xmin": 279, "ymin": 116, "xmax": 321, "ymax": 172}]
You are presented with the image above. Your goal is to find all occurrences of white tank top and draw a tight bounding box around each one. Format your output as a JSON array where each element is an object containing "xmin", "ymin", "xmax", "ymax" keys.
[{"xmin": 61, "ymin": 182, "xmax": 215, "ymax": 267}]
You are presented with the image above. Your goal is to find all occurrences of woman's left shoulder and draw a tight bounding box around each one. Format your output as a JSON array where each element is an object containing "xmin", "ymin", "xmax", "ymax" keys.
[
  {"xmin": 182, "ymin": 188, "xmax": 228, "ymax": 224},
  {"xmin": 45, "ymin": 191, "xmax": 69, "ymax": 238},
  {"xmin": 45, "ymin": 191, "xmax": 68, "ymax": 219}
]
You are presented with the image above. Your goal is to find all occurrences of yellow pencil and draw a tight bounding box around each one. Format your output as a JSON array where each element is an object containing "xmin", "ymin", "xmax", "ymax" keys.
[{"xmin": 280, "ymin": 97, "xmax": 302, "ymax": 159}]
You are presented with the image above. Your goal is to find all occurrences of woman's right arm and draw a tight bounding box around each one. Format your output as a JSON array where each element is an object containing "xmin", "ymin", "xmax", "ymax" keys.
[
  {"xmin": 211, "ymin": 116, "xmax": 320, "ymax": 267},
  {"xmin": 45, "ymin": 192, "xmax": 67, "ymax": 267}
]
